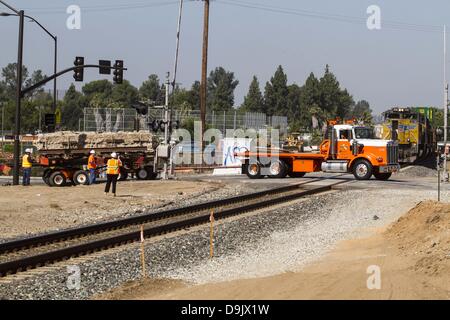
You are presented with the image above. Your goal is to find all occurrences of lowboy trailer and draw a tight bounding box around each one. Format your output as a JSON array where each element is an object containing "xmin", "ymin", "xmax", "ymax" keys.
[{"xmin": 38, "ymin": 146, "xmax": 157, "ymax": 187}]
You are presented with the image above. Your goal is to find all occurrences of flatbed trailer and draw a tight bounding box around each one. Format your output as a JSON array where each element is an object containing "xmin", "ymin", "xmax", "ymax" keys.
[{"xmin": 38, "ymin": 146, "xmax": 157, "ymax": 187}]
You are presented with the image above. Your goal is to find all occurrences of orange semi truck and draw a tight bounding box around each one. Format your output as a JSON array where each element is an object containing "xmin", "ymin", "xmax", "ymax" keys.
[{"xmin": 238, "ymin": 121, "xmax": 400, "ymax": 180}]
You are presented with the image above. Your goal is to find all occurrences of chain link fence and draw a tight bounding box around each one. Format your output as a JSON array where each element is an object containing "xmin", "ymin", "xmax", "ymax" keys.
[{"xmin": 80, "ymin": 108, "xmax": 288, "ymax": 136}]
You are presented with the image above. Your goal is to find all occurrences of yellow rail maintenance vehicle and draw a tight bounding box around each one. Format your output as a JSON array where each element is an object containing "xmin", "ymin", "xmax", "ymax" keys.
[{"xmin": 379, "ymin": 107, "xmax": 434, "ymax": 163}]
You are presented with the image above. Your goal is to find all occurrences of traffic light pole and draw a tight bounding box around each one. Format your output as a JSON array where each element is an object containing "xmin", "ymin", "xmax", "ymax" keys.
[
  {"xmin": 12, "ymin": 10, "xmax": 24, "ymax": 186},
  {"xmin": 21, "ymin": 64, "xmax": 127, "ymax": 97},
  {"xmin": 161, "ymin": 73, "xmax": 170, "ymax": 180}
]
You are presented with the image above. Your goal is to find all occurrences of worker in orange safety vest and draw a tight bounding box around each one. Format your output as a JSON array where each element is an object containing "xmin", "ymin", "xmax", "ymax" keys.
[
  {"xmin": 104, "ymin": 152, "xmax": 122, "ymax": 196},
  {"xmin": 87, "ymin": 150, "xmax": 97, "ymax": 185}
]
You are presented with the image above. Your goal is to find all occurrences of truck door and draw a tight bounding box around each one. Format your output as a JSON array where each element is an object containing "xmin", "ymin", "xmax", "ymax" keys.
[{"xmin": 337, "ymin": 129, "xmax": 353, "ymax": 159}]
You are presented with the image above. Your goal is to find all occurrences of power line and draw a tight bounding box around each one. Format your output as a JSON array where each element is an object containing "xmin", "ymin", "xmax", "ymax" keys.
[
  {"xmin": 21, "ymin": 1, "xmax": 181, "ymax": 15},
  {"xmin": 218, "ymin": 0, "xmax": 443, "ymax": 34}
]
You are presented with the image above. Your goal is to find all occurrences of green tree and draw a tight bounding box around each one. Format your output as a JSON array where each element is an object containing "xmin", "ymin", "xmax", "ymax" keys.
[
  {"xmin": 82, "ymin": 80, "xmax": 113, "ymax": 107},
  {"xmin": 207, "ymin": 67, "xmax": 239, "ymax": 112},
  {"xmin": 318, "ymin": 65, "xmax": 341, "ymax": 116},
  {"xmin": 61, "ymin": 84, "xmax": 85, "ymax": 130},
  {"xmin": 263, "ymin": 65, "xmax": 288, "ymax": 116},
  {"xmin": 299, "ymin": 72, "xmax": 321, "ymax": 129},
  {"xmin": 352, "ymin": 100, "xmax": 372, "ymax": 118},
  {"xmin": 139, "ymin": 74, "xmax": 163, "ymax": 105},
  {"xmin": 285, "ymin": 83, "xmax": 303, "ymax": 130},
  {"xmin": 188, "ymin": 81, "xmax": 200, "ymax": 110},
  {"xmin": 111, "ymin": 80, "xmax": 139, "ymax": 108},
  {"xmin": 240, "ymin": 76, "xmax": 264, "ymax": 113}
]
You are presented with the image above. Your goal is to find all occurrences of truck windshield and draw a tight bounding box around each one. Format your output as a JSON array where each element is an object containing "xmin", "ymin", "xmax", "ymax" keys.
[{"xmin": 354, "ymin": 127, "xmax": 376, "ymax": 139}]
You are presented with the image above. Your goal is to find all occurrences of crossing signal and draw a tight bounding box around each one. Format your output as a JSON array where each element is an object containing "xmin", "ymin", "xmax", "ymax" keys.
[
  {"xmin": 113, "ymin": 60, "xmax": 123, "ymax": 84},
  {"xmin": 73, "ymin": 56, "xmax": 84, "ymax": 82},
  {"xmin": 44, "ymin": 113, "xmax": 56, "ymax": 133}
]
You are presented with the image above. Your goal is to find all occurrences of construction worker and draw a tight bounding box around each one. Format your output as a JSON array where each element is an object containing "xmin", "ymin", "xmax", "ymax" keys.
[
  {"xmin": 22, "ymin": 148, "xmax": 33, "ymax": 186},
  {"xmin": 104, "ymin": 152, "xmax": 122, "ymax": 196},
  {"xmin": 88, "ymin": 150, "xmax": 97, "ymax": 185}
]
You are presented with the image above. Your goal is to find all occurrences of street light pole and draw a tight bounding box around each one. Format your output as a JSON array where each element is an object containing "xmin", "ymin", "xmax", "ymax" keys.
[
  {"xmin": 53, "ymin": 36, "xmax": 57, "ymax": 112},
  {"xmin": 12, "ymin": 10, "xmax": 24, "ymax": 185}
]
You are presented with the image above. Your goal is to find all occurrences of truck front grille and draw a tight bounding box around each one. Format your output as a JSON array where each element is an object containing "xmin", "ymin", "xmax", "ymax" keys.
[{"xmin": 387, "ymin": 142, "xmax": 399, "ymax": 164}]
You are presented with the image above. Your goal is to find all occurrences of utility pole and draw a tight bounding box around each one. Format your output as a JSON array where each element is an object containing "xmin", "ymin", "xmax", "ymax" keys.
[
  {"xmin": 444, "ymin": 25, "xmax": 448, "ymax": 181},
  {"xmin": 200, "ymin": 0, "xmax": 210, "ymax": 162}
]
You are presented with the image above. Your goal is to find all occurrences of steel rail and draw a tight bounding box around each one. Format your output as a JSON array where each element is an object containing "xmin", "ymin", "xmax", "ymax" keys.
[
  {"xmin": 0, "ymin": 176, "xmax": 346, "ymax": 254},
  {"xmin": 0, "ymin": 180, "xmax": 348, "ymax": 276}
]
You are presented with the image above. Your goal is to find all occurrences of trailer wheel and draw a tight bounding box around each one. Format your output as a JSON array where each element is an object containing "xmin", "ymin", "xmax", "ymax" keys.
[
  {"xmin": 73, "ymin": 170, "xmax": 89, "ymax": 185},
  {"xmin": 49, "ymin": 171, "xmax": 66, "ymax": 187},
  {"xmin": 136, "ymin": 168, "xmax": 149, "ymax": 180},
  {"xmin": 268, "ymin": 160, "xmax": 288, "ymax": 178},
  {"xmin": 118, "ymin": 170, "xmax": 128, "ymax": 181},
  {"xmin": 373, "ymin": 172, "xmax": 392, "ymax": 181},
  {"xmin": 288, "ymin": 171, "xmax": 306, "ymax": 178},
  {"xmin": 145, "ymin": 166, "xmax": 158, "ymax": 180},
  {"xmin": 246, "ymin": 162, "xmax": 262, "ymax": 179},
  {"xmin": 42, "ymin": 169, "xmax": 52, "ymax": 186},
  {"xmin": 352, "ymin": 159, "xmax": 373, "ymax": 180}
]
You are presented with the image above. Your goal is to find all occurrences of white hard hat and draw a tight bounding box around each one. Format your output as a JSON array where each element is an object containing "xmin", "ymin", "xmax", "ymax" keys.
[
  {"xmin": 90, "ymin": 150, "xmax": 96, "ymax": 154},
  {"xmin": 111, "ymin": 152, "xmax": 117, "ymax": 158},
  {"xmin": 25, "ymin": 148, "xmax": 32, "ymax": 153}
]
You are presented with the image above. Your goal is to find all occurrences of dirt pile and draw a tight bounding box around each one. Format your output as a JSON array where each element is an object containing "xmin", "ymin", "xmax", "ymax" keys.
[
  {"xmin": 397, "ymin": 165, "xmax": 437, "ymax": 177},
  {"xmin": 34, "ymin": 131, "xmax": 158, "ymax": 151},
  {"xmin": 386, "ymin": 200, "xmax": 450, "ymax": 276}
]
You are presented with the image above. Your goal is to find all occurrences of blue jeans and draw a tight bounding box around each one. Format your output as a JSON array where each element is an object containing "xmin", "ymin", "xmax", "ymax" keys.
[
  {"xmin": 89, "ymin": 168, "xmax": 96, "ymax": 185},
  {"xmin": 22, "ymin": 168, "xmax": 31, "ymax": 185}
]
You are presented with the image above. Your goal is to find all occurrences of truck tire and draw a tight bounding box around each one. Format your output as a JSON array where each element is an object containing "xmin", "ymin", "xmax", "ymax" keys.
[
  {"xmin": 146, "ymin": 166, "xmax": 158, "ymax": 180},
  {"xmin": 118, "ymin": 170, "xmax": 128, "ymax": 181},
  {"xmin": 246, "ymin": 162, "xmax": 262, "ymax": 179},
  {"xmin": 352, "ymin": 159, "xmax": 373, "ymax": 180},
  {"xmin": 268, "ymin": 160, "xmax": 288, "ymax": 178},
  {"xmin": 373, "ymin": 172, "xmax": 392, "ymax": 181},
  {"xmin": 49, "ymin": 171, "xmax": 66, "ymax": 187},
  {"xmin": 136, "ymin": 168, "xmax": 148, "ymax": 180},
  {"xmin": 73, "ymin": 170, "xmax": 89, "ymax": 185},
  {"xmin": 42, "ymin": 169, "xmax": 52, "ymax": 186}
]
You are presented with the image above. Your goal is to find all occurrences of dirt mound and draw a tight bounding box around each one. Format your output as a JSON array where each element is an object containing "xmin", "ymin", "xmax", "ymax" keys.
[
  {"xmin": 34, "ymin": 131, "xmax": 158, "ymax": 151},
  {"xmin": 386, "ymin": 201, "xmax": 450, "ymax": 276}
]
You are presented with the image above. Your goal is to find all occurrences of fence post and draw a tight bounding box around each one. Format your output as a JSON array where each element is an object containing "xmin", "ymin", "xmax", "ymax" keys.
[{"xmin": 223, "ymin": 110, "xmax": 226, "ymax": 134}]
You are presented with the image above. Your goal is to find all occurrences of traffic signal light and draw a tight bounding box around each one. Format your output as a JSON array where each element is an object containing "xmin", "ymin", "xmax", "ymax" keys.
[
  {"xmin": 44, "ymin": 113, "xmax": 56, "ymax": 133},
  {"xmin": 73, "ymin": 56, "xmax": 84, "ymax": 82},
  {"xmin": 113, "ymin": 60, "xmax": 123, "ymax": 84}
]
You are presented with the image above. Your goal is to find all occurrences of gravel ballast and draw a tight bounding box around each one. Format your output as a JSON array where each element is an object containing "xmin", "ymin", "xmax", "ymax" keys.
[{"xmin": 0, "ymin": 182, "xmax": 446, "ymax": 300}]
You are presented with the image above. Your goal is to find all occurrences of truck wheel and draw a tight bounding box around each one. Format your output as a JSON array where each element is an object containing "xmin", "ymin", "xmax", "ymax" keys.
[
  {"xmin": 246, "ymin": 162, "xmax": 262, "ymax": 179},
  {"xmin": 118, "ymin": 170, "xmax": 128, "ymax": 181},
  {"xmin": 49, "ymin": 171, "xmax": 66, "ymax": 187},
  {"xmin": 268, "ymin": 160, "xmax": 288, "ymax": 178},
  {"xmin": 288, "ymin": 171, "xmax": 306, "ymax": 178},
  {"xmin": 373, "ymin": 172, "xmax": 392, "ymax": 181},
  {"xmin": 352, "ymin": 159, "xmax": 373, "ymax": 180},
  {"xmin": 73, "ymin": 170, "xmax": 89, "ymax": 185}
]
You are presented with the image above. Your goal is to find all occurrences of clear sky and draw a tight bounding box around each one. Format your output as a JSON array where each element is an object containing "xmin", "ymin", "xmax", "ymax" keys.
[{"xmin": 1, "ymin": 0, "xmax": 449, "ymax": 114}]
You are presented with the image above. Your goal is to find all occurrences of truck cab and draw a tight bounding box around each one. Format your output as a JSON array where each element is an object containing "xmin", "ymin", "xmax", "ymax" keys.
[{"xmin": 320, "ymin": 124, "xmax": 400, "ymax": 180}]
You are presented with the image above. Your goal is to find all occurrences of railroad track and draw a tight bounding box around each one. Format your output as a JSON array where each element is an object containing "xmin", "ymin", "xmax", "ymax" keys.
[{"xmin": 0, "ymin": 176, "xmax": 349, "ymax": 277}]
